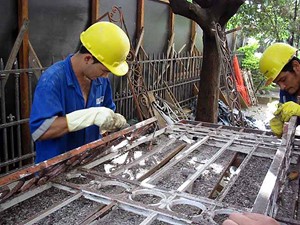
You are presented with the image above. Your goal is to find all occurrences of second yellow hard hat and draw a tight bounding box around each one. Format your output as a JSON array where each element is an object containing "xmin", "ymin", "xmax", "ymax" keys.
[{"xmin": 259, "ymin": 42, "xmax": 297, "ymax": 86}]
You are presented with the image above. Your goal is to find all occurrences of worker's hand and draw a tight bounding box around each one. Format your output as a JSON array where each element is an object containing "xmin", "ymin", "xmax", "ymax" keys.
[
  {"xmin": 99, "ymin": 113, "xmax": 127, "ymax": 131},
  {"xmin": 222, "ymin": 213, "xmax": 280, "ymax": 225},
  {"xmin": 274, "ymin": 101, "xmax": 300, "ymax": 122},
  {"xmin": 113, "ymin": 113, "xmax": 127, "ymax": 129},
  {"xmin": 66, "ymin": 107, "xmax": 114, "ymax": 132},
  {"xmin": 269, "ymin": 116, "xmax": 284, "ymax": 138}
]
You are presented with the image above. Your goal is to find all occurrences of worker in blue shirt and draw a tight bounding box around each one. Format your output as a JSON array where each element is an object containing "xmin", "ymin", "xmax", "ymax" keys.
[
  {"xmin": 30, "ymin": 22, "xmax": 129, "ymax": 163},
  {"xmin": 259, "ymin": 42, "xmax": 300, "ymax": 137}
]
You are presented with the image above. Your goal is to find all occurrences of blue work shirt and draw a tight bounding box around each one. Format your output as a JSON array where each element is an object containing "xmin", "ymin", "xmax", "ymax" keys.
[
  {"xmin": 30, "ymin": 55, "xmax": 115, "ymax": 163},
  {"xmin": 279, "ymin": 90, "xmax": 297, "ymax": 103}
]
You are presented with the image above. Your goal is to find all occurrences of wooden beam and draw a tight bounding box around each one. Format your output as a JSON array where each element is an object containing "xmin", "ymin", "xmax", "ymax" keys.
[
  {"xmin": 18, "ymin": 0, "xmax": 32, "ymax": 163},
  {"xmin": 91, "ymin": 0, "xmax": 99, "ymax": 24},
  {"xmin": 137, "ymin": 0, "xmax": 145, "ymax": 33},
  {"xmin": 157, "ymin": 0, "xmax": 169, "ymax": 4},
  {"xmin": 169, "ymin": 10, "xmax": 175, "ymax": 41}
]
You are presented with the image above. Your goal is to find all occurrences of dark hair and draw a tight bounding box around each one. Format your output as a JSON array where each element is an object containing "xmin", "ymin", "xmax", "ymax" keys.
[
  {"xmin": 78, "ymin": 45, "xmax": 100, "ymax": 64},
  {"xmin": 282, "ymin": 56, "xmax": 300, "ymax": 72}
]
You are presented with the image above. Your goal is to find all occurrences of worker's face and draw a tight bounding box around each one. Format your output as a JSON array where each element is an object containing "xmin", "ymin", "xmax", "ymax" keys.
[
  {"xmin": 274, "ymin": 61, "xmax": 300, "ymax": 95},
  {"xmin": 83, "ymin": 55, "xmax": 111, "ymax": 80}
]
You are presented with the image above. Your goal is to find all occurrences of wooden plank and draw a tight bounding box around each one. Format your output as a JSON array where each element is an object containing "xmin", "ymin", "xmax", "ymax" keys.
[
  {"xmin": 3, "ymin": 19, "xmax": 29, "ymax": 84},
  {"xmin": 91, "ymin": 0, "xmax": 99, "ymax": 24},
  {"xmin": 18, "ymin": 0, "xmax": 32, "ymax": 163},
  {"xmin": 137, "ymin": 0, "xmax": 145, "ymax": 35}
]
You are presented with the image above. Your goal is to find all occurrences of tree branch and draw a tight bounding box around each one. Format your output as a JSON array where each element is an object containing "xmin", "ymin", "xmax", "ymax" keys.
[
  {"xmin": 219, "ymin": 0, "xmax": 245, "ymax": 26},
  {"xmin": 169, "ymin": 0, "xmax": 210, "ymax": 31}
]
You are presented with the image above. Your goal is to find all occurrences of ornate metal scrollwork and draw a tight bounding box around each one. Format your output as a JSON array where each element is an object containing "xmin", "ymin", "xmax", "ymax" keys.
[{"xmin": 214, "ymin": 23, "xmax": 245, "ymax": 127}]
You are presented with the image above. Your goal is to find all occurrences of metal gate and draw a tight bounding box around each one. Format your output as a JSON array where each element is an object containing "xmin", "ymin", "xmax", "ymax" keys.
[{"xmin": 0, "ymin": 117, "xmax": 297, "ymax": 224}]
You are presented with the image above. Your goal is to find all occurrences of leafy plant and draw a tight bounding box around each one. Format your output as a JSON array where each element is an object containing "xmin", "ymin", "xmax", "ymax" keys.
[
  {"xmin": 227, "ymin": 1, "xmax": 294, "ymax": 46},
  {"xmin": 237, "ymin": 42, "xmax": 274, "ymax": 91}
]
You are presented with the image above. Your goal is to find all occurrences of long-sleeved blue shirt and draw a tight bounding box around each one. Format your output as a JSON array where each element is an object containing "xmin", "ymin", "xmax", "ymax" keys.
[{"xmin": 30, "ymin": 55, "xmax": 115, "ymax": 163}]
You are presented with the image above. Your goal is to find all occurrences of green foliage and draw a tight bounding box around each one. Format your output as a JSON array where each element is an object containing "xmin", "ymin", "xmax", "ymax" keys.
[
  {"xmin": 237, "ymin": 43, "xmax": 259, "ymax": 72},
  {"xmin": 237, "ymin": 43, "xmax": 274, "ymax": 91},
  {"xmin": 227, "ymin": 0, "xmax": 296, "ymax": 46},
  {"xmin": 228, "ymin": 1, "xmax": 300, "ymax": 91}
]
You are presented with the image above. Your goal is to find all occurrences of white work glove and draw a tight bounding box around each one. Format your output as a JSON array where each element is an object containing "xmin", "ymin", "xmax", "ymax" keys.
[
  {"xmin": 97, "ymin": 113, "xmax": 127, "ymax": 131},
  {"xmin": 112, "ymin": 113, "xmax": 127, "ymax": 130},
  {"xmin": 66, "ymin": 107, "xmax": 114, "ymax": 132}
]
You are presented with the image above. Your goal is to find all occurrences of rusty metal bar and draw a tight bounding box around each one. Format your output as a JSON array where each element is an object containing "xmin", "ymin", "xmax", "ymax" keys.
[{"xmin": 0, "ymin": 117, "xmax": 157, "ymax": 186}]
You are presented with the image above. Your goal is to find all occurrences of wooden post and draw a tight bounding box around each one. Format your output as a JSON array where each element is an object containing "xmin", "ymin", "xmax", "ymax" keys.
[
  {"xmin": 137, "ymin": 0, "xmax": 145, "ymax": 36},
  {"xmin": 91, "ymin": 0, "xmax": 99, "ymax": 24},
  {"xmin": 18, "ymin": 0, "xmax": 32, "ymax": 163}
]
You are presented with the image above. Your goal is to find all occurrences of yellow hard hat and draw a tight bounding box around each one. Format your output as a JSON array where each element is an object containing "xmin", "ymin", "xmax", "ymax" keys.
[
  {"xmin": 259, "ymin": 42, "xmax": 297, "ymax": 86},
  {"xmin": 80, "ymin": 21, "xmax": 130, "ymax": 76}
]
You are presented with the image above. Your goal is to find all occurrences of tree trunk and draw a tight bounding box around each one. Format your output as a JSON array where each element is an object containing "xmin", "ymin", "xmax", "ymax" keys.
[
  {"xmin": 169, "ymin": 0, "xmax": 244, "ymax": 123},
  {"xmin": 196, "ymin": 33, "xmax": 220, "ymax": 122}
]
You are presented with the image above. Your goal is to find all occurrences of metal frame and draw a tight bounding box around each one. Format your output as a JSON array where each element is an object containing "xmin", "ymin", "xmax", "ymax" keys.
[{"xmin": 0, "ymin": 117, "xmax": 296, "ymax": 224}]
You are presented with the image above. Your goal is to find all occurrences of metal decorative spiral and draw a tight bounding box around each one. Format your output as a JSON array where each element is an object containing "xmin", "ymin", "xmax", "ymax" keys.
[{"xmin": 214, "ymin": 22, "xmax": 245, "ymax": 127}]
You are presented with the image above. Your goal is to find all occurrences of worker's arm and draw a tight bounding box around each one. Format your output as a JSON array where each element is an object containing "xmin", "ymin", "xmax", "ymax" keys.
[
  {"xmin": 222, "ymin": 213, "xmax": 279, "ymax": 225},
  {"xmin": 39, "ymin": 117, "xmax": 68, "ymax": 140},
  {"xmin": 38, "ymin": 107, "xmax": 125, "ymax": 141}
]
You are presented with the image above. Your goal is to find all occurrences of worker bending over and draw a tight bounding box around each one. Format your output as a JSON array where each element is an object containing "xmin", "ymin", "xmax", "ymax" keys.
[
  {"xmin": 259, "ymin": 42, "xmax": 300, "ymax": 137},
  {"xmin": 30, "ymin": 22, "xmax": 129, "ymax": 163}
]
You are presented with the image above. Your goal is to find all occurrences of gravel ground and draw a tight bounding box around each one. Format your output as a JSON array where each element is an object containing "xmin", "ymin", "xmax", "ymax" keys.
[
  {"xmin": 191, "ymin": 150, "xmax": 236, "ymax": 197},
  {"xmin": 154, "ymin": 144, "xmax": 219, "ymax": 190},
  {"xmin": 170, "ymin": 203, "xmax": 202, "ymax": 218},
  {"xmin": 0, "ymin": 187, "xmax": 72, "ymax": 224},
  {"xmin": 37, "ymin": 197, "xmax": 104, "ymax": 225},
  {"xmin": 213, "ymin": 213, "xmax": 229, "ymax": 224},
  {"xmin": 276, "ymin": 164, "xmax": 299, "ymax": 219},
  {"xmin": 96, "ymin": 208, "xmax": 145, "ymax": 225},
  {"xmin": 222, "ymin": 156, "xmax": 272, "ymax": 208},
  {"xmin": 132, "ymin": 193, "xmax": 162, "ymax": 205}
]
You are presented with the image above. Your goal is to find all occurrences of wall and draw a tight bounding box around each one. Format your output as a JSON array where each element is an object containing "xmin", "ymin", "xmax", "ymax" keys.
[{"xmin": 0, "ymin": 0, "xmax": 197, "ymax": 67}]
